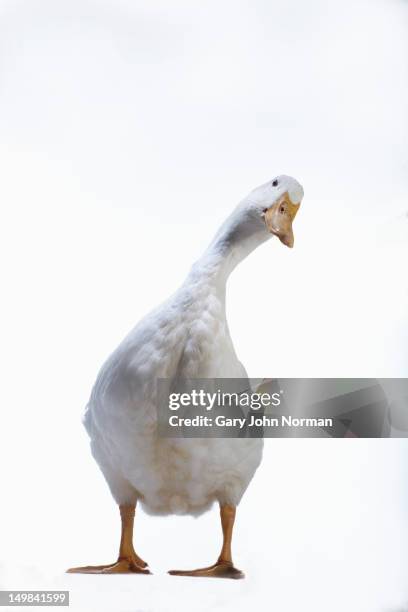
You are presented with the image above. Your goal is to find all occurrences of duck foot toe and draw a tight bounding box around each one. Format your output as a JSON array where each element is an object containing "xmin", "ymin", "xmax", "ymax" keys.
[
  {"xmin": 168, "ymin": 561, "xmax": 244, "ymax": 579},
  {"xmin": 67, "ymin": 559, "xmax": 151, "ymax": 574}
]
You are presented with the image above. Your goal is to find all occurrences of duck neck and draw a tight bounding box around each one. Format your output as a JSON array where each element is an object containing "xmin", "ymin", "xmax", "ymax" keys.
[{"xmin": 188, "ymin": 204, "xmax": 270, "ymax": 298}]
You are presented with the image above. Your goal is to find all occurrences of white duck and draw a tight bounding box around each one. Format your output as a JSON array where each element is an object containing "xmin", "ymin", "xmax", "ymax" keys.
[{"xmin": 68, "ymin": 175, "xmax": 304, "ymax": 579}]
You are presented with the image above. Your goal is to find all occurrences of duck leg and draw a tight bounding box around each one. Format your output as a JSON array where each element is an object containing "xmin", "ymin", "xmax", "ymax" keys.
[
  {"xmin": 168, "ymin": 504, "xmax": 244, "ymax": 579},
  {"xmin": 67, "ymin": 504, "xmax": 150, "ymax": 574}
]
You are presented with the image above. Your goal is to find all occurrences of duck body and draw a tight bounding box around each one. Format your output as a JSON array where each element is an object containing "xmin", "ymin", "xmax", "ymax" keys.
[{"xmin": 84, "ymin": 247, "xmax": 263, "ymax": 517}]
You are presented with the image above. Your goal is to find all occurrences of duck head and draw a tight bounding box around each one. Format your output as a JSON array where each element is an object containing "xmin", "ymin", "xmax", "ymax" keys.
[{"xmin": 251, "ymin": 175, "xmax": 304, "ymax": 248}]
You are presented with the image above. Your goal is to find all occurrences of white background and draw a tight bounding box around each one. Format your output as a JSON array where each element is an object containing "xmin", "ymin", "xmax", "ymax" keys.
[{"xmin": 0, "ymin": 0, "xmax": 407, "ymax": 610}]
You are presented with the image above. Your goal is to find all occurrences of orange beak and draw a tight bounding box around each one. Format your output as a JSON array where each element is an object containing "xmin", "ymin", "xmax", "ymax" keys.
[{"xmin": 263, "ymin": 192, "xmax": 301, "ymax": 248}]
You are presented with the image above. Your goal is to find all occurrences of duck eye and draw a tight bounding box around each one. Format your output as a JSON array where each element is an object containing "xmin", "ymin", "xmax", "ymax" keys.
[
  {"xmin": 272, "ymin": 179, "xmax": 278, "ymax": 187},
  {"xmin": 280, "ymin": 205, "xmax": 285, "ymax": 214}
]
